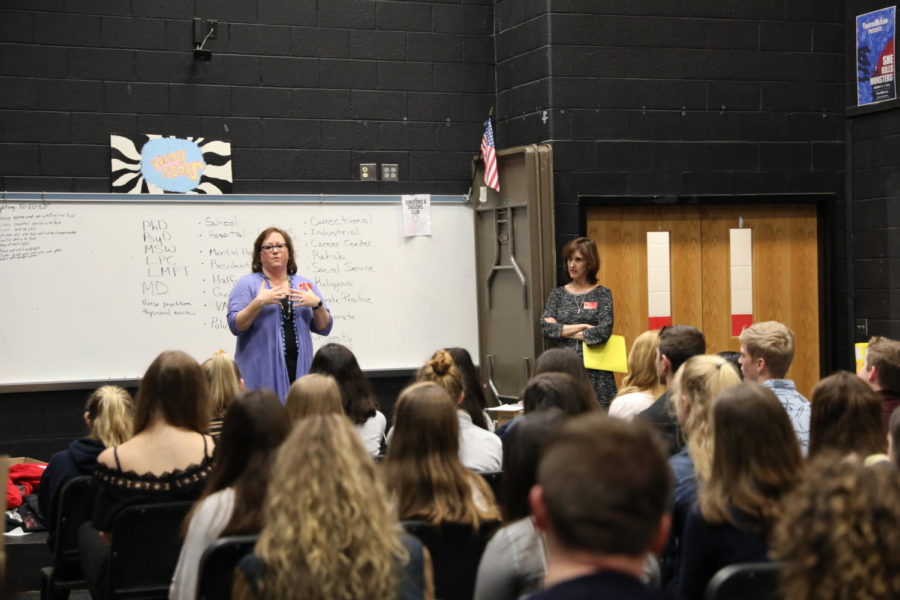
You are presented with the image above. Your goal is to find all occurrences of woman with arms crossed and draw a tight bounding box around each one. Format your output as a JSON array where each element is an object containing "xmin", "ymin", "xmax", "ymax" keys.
[
  {"xmin": 540, "ymin": 237, "xmax": 616, "ymax": 409},
  {"xmin": 227, "ymin": 227, "xmax": 333, "ymax": 401}
]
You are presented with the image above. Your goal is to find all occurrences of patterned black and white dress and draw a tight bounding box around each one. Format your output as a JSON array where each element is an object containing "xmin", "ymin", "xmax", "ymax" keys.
[{"xmin": 540, "ymin": 285, "xmax": 617, "ymax": 409}]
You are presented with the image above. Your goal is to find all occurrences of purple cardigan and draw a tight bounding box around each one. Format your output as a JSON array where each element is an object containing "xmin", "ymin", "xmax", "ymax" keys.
[{"xmin": 227, "ymin": 272, "xmax": 333, "ymax": 401}]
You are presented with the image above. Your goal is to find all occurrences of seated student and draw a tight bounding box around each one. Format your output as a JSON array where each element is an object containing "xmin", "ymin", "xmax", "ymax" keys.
[
  {"xmin": 446, "ymin": 347, "xmax": 494, "ymax": 432},
  {"xmin": 808, "ymin": 370, "xmax": 885, "ymax": 460},
  {"xmin": 234, "ymin": 414, "xmax": 433, "ymax": 600},
  {"xmin": 474, "ymin": 409, "xmax": 567, "ymax": 600},
  {"xmin": 663, "ymin": 355, "xmax": 741, "ymax": 588},
  {"xmin": 416, "ymin": 350, "xmax": 502, "ymax": 472},
  {"xmin": 771, "ymin": 455, "xmax": 900, "ymax": 600},
  {"xmin": 496, "ymin": 354, "xmax": 598, "ymax": 440},
  {"xmin": 738, "ymin": 321, "xmax": 810, "ymax": 453},
  {"xmin": 858, "ymin": 335, "xmax": 900, "ymax": 431},
  {"xmin": 383, "ymin": 382, "xmax": 501, "ymax": 526},
  {"xmin": 677, "ymin": 383, "xmax": 802, "ymax": 600},
  {"xmin": 39, "ymin": 385, "xmax": 133, "ymax": 547},
  {"xmin": 284, "ymin": 373, "xmax": 344, "ymax": 422},
  {"xmin": 78, "ymin": 350, "xmax": 215, "ymax": 600},
  {"xmin": 639, "ymin": 325, "xmax": 707, "ymax": 457},
  {"xmin": 169, "ymin": 390, "xmax": 291, "ymax": 600},
  {"xmin": 310, "ymin": 343, "xmax": 386, "ymax": 456},
  {"xmin": 202, "ymin": 350, "xmax": 242, "ymax": 440},
  {"xmin": 527, "ymin": 414, "xmax": 672, "ymax": 599},
  {"xmin": 610, "ymin": 330, "xmax": 665, "ymax": 420}
]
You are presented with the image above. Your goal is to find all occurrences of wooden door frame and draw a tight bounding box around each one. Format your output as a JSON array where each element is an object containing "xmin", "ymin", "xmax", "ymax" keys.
[{"xmin": 575, "ymin": 193, "xmax": 837, "ymax": 378}]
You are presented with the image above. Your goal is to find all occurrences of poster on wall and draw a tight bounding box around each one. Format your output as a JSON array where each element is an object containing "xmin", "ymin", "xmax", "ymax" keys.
[
  {"xmin": 110, "ymin": 134, "xmax": 233, "ymax": 194},
  {"xmin": 857, "ymin": 6, "xmax": 896, "ymax": 106}
]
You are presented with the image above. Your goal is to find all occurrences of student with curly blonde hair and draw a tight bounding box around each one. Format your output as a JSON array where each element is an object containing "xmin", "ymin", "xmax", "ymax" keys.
[
  {"xmin": 771, "ymin": 456, "xmax": 900, "ymax": 600},
  {"xmin": 677, "ymin": 383, "xmax": 802, "ymax": 600},
  {"xmin": 284, "ymin": 373, "xmax": 343, "ymax": 422},
  {"xmin": 235, "ymin": 414, "xmax": 432, "ymax": 600},
  {"xmin": 384, "ymin": 382, "xmax": 501, "ymax": 528},
  {"xmin": 610, "ymin": 329, "xmax": 665, "ymax": 420},
  {"xmin": 39, "ymin": 385, "xmax": 134, "ymax": 547},
  {"xmin": 416, "ymin": 349, "xmax": 502, "ymax": 472}
]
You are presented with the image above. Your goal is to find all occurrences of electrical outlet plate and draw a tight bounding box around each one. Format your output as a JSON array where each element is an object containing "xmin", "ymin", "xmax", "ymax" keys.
[
  {"xmin": 359, "ymin": 163, "xmax": 377, "ymax": 181},
  {"xmin": 381, "ymin": 163, "xmax": 399, "ymax": 181}
]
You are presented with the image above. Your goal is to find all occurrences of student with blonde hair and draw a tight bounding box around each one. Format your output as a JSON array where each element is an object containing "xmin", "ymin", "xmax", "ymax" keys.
[
  {"xmin": 284, "ymin": 373, "xmax": 343, "ymax": 422},
  {"xmin": 610, "ymin": 329, "xmax": 665, "ymax": 420},
  {"xmin": 39, "ymin": 385, "xmax": 134, "ymax": 547},
  {"xmin": 738, "ymin": 320, "xmax": 810, "ymax": 453},
  {"xmin": 234, "ymin": 414, "xmax": 432, "ymax": 600},
  {"xmin": 202, "ymin": 350, "xmax": 242, "ymax": 439},
  {"xmin": 416, "ymin": 350, "xmax": 502, "ymax": 472},
  {"xmin": 661, "ymin": 354, "xmax": 741, "ymax": 588}
]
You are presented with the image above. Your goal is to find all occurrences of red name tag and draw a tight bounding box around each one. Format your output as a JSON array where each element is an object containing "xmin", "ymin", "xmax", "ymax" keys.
[
  {"xmin": 297, "ymin": 282, "xmax": 313, "ymax": 291},
  {"xmin": 584, "ymin": 301, "xmax": 597, "ymax": 310}
]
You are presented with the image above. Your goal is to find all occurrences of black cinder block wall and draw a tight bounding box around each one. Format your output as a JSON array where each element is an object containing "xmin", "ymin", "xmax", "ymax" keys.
[
  {"xmin": 3, "ymin": 0, "xmax": 900, "ymax": 453},
  {"xmin": 848, "ymin": 0, "xmax": 900, "ymax": 341},
  {"xmin": 0, "ymin": 0, "xmax": 494, "ymax": 457},
  {"xmin": 495, "ymin": 0, "xmax": 854, "ymax": 368},
  {"xmin": 0, "ymin": 0, "xmax": 494, "ymax": 195}
]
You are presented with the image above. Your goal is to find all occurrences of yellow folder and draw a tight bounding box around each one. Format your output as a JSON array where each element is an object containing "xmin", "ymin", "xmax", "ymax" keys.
[{"xmin": 583, "ymin": 335, "xmax": 628, "ymax": 373}]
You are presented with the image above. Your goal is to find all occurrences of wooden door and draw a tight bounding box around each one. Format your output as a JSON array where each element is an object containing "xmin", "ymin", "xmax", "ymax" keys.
[{"xmin": 587, "ymin": 203, "xmax": 820, "ymax": 397}]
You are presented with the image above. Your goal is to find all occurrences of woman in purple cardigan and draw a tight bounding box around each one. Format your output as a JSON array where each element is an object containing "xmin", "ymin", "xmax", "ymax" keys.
[{"xmin": 227, "ymin": 227, "xmax": 333, "ymax": 401}]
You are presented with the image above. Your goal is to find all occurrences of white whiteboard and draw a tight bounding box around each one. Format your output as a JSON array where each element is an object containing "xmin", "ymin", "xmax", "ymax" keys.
[{"xmin": 0, "ymin": 193, "xmax": 479, "ymax": 387}]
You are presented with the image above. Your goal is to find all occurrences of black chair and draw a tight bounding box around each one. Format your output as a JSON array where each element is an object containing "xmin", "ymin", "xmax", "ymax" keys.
[
  {"xmin": 40, "ymin": 475, "xmax": 95, "ymax": 600},
  {"xmin": 106, "ymin": 501, "xmax": 194, "ymax": 600},
  {"xmin": 704, "ymin": 561, "xmax": 784, "ymax": 600},
  {"xmin": 195, "ymin": 534, "xmax": 258, "ymax": 600},
  {"xmin": 402, "ymin": 519, "xmax": 500, "ymax": 600}
]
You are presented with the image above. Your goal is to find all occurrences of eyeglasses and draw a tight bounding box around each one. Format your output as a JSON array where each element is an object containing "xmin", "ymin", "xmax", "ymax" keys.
[{"xmin": 261, "ymin": 243, "xmax": 288, "ymax": 252}]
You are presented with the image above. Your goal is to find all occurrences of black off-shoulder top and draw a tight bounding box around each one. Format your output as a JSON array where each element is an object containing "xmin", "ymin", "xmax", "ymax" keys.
[{"xmin": 90, "ymin": 435, "xmax": 213, "ymax": 532}]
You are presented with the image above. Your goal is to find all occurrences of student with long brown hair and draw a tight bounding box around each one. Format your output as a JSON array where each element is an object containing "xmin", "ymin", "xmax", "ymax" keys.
[
  {"xmin": 78, "ymin": 350, "xmax": 215, "ymax": 600},
  {"xmin": 169, "ymin": 389, "xmax": 291, "ymax": 600},
  {"xmin": 383, "ymin": 382, "xmax": 501, "ymax": 527},
  {"xmin": 234, "ymin": 414, "xmax": 432, "ymax": 600},
  {"xmin": 446, "ymin": 347, "xmax": 493, "ymax": 431},
  {"xmin": 309, "ymin": 343, "xmax": 385, "ymax": 455},
  {"xmin": 808, "ymin": 370, "xmax": 885, "ymax": 459},
  {"xmin": 677, "ymin": 382, "xmax": 803, "ymax": 600},
  {"xmin": 416, "ymin": 350, "xmax": 502, "ymax": 472}
]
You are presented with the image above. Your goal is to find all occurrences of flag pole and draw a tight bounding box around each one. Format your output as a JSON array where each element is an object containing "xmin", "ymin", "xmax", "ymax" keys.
[{"xmin": 466, "ymin": 106, "xmax": 497, "ymax": 203}]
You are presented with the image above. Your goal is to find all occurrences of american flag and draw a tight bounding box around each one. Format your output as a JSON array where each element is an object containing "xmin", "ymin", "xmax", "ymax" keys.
[{"xmin": 481, "ymin": 118, "xmax": 500, "ymax": 192}]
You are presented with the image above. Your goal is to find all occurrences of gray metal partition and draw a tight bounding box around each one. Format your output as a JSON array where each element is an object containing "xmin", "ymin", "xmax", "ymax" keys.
[{"xmin": 473, "ymin": 144, "xmax": 556, "ymax": 404}]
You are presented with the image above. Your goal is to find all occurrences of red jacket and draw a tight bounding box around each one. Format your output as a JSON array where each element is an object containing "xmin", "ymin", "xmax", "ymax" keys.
[{"xmin": 6, "ymin": 462, "xmax": 47, "ymax": 509}]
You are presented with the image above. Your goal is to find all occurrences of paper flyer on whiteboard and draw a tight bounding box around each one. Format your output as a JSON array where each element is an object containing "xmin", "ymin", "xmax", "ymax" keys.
[
  {"xmin": 857, "ymin": 6, "xmax": 897, "ymax": 106},
  {"xmin": 402, "ymin": 194, "xmax": 432, "ymax": 237}
]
